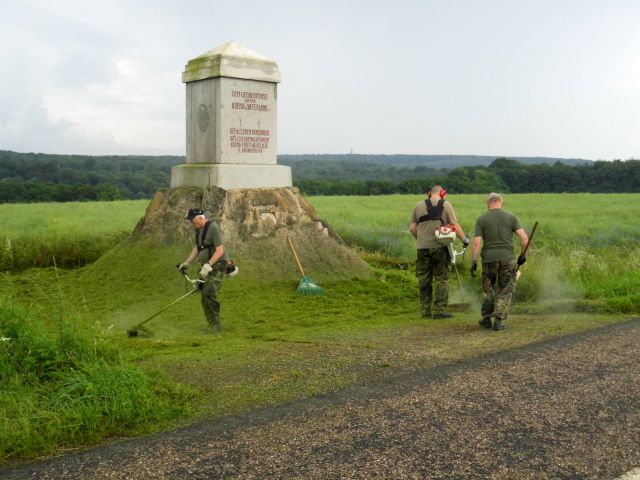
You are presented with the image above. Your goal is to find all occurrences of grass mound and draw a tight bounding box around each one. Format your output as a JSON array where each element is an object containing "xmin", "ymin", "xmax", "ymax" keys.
[{"xmin": 0, "ymin": 303, "xmax": 193, "ymax": 463}]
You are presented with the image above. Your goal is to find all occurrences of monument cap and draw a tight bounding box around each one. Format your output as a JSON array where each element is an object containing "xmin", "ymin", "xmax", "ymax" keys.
[
  {"xmin": 182, "ymin": 40, "xmax": 281, "ymax": 83},
  {"xmin": 185, "ymin": 208, "xmax": 205, "ymax": 220}
]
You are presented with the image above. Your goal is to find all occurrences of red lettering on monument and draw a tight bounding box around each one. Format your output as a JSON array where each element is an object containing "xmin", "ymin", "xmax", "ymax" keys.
[
  {"xmin": 229, "ymin": 128, "xmax": 270, "ymax": 153},
  {"xmin": 230, "ymin": 90, "xmax": 269, "ymax": 112}
]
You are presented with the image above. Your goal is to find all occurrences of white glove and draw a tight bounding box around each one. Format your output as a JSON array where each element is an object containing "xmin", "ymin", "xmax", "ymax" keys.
[
  {"xmin": 199, "ymin": 263, "xmax": 213, "ymax": 279},
  {"xmin": 177, "ymin": 263, "xmax": 189, "ymax": 274}
]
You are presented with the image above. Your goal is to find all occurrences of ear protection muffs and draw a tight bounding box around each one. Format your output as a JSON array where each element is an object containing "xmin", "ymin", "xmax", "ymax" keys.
[{"xmin": 428, "ymin": 187, "xmax": 446, "ymax": 199}]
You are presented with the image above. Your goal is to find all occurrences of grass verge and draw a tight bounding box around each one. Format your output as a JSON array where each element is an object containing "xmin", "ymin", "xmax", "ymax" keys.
[{"xmin": 0, "ymin": 302, "xmax": 194, "ymax": 463}]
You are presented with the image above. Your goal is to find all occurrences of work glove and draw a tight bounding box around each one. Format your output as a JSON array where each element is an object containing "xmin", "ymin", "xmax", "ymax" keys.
[
  {"xmin": 462, "ymin": 236, "xmax": 470, "ymax": 248},
  {"xmin": 470, "ymin": 260, "xmax": 477, "ymax": 278},
  {"xmin": 177, "ymin": 263, "xmax": 189, "ymax": 274},
  {"xmin": 199, "ymin": 263, "xmax": 213, "ymax": 279},
  {"xmin": 517, "ymin": 254, "xmax": 527, "ymax": 266}
]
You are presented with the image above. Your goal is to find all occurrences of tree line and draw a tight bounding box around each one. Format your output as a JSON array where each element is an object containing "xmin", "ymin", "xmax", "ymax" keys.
[
  {"xmin": 0, "ymin": 150, "xmax": 638, "ymax": 203},
  {"xmin": 295, "ymin": 158, "xmax": 640, "ymax": 195}
]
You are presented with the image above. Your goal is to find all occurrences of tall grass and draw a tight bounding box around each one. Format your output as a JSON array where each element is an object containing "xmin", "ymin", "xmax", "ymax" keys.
[
  {"xmin": 311, "ymin": 193, "xmax": 640, "ymax": 313},
  {"xmin": 1, "ymin": 193, "xmax": 638, "ymax": 311},
  {"xmin": 0, "ymin": 302, "xmax": 193, "ymax": 462},
  {"xmin": 0, "ymin": 200, "xmax": 147, "ymax": 270}
]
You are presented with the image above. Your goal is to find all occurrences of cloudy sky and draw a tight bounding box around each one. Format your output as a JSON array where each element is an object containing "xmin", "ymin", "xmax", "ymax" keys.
[{"xmin": 1, "ymin": 0, "xmax": 639, "ymax": 159}]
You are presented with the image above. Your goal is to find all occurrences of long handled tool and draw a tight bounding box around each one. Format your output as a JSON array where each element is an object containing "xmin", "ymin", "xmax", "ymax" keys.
[
  {"xmin": 448, "ymin": 244, "xmax": 471, "ymax": 311},
  {"xmin": 127, "ymin": 273, "xmax": 204, "ymax": 337},
  {"xmin": 504, "ymin": 221, "xmax": 539, "ymax": 316},
  {"xmin": 515, "ymin": 221, "xmax": 538, "ymax": 280},
  {"xmin": 287, "ymin": 237, "xmax": 325, "ymax": 296}
]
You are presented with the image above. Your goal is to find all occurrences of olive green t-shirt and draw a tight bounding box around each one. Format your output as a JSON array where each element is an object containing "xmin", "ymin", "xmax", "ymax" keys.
[
  {"xmin": 411, "ymin": 199, "xmax": 458, "ymax": 249},
  {"xmin": 474, "ymin": 208, "xmax": 522, "ymax": 263},
  {"xmin": 196, "ymin": 221, "xmax": 228, "ymax": 265}
]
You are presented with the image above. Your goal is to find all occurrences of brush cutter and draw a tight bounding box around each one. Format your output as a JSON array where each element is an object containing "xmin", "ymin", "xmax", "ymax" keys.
[
  {"xmin": 287, "ymin": 237, "xmax": 325, "ymax": 296},
  {"xmin": 448, "ymin": 242, "xmax": 471, "ymax": 311},
  {"xmin": 126, "ymin": 272, "xmax": 204, "ymax": 337},
  {"xmin": 503, "ymin": 221, "xmax": 539, "ymax": 317},
  {"xmin": 433, "ymin": 225, "xmax": 471, "ymax": 311}
]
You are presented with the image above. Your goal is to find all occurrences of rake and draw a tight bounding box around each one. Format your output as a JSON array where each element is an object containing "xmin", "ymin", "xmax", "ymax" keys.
[{"xmin": 287, "ymin": 237, "xmax": 325, "ymax": 296}]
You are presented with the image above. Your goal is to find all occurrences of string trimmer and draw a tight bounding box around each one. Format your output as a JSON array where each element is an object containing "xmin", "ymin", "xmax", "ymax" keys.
[
  {"xmin": 436, "ymin": 225, "xmax": 470, "ymax": 311},
  {"xmin": 126, "ymin": 271, "xmax": 204, "ymax": 337}
]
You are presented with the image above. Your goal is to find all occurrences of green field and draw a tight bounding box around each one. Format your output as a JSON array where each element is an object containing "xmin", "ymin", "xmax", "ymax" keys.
[{"xmin": 1, "ymin": 193, "xmax": 639, "ymax": 464}]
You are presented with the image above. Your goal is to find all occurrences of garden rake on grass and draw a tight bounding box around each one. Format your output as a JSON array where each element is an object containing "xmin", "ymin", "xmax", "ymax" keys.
[
  {"xmin": 287, "ymin": 236, "xmax": 325, "ymax": 296},
  {"xmin": 127, "ymin": 272, "xmax": 204, "ymax": 337}
]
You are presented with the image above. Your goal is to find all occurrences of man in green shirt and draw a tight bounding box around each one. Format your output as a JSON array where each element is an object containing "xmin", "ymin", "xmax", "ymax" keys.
[
  {"xmin": 409, "ymin": 185, "xmax": 469, "ymax": 318},
  {"xmin": 470, "ymin": 193, "xmax": 528, "ymax": 330},
  {"xmin": 178, "ymin": 208, "xmax": 230, "ymax": 331}
]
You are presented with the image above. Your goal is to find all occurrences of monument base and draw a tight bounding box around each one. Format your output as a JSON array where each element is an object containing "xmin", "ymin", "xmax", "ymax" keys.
[
  {"xmin": 170, "ymin": 164, "xmax": 292, "ymax": 190},
  {"xmin": 131, "ymin": 186, "xmax": 373, "ymax": 281}
]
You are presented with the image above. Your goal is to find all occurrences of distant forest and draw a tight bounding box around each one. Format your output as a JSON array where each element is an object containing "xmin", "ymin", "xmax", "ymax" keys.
[{"xmin": 0, "ymin": 150, "xmax": 638, "ymax": 203}]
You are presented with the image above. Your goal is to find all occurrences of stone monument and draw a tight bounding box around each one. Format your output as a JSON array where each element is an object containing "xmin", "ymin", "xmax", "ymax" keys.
[
  {"xmin": 132, "ymin": 41, "xmax": 371, "ymax": 281},
  {"xmin": 170, "ymin": 41, "xmax": 292, "ymax": 190}
]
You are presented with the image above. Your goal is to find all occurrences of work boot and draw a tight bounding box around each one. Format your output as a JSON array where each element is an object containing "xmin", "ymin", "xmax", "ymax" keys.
[
  {"xmin": 433, "ymin": 312, "xmax": 453, "ymax": 319},
  {"xmin": 479, "ymin": 317, "xmax": 492, "ymax": 328},
  {"xmin": 492, "ymin": 318, "xmax": 506, "ymax": 330},
  {"xmin": 421, "ymin": 310, "xmax": 432, "ymax": 319},
  {"xmin": 208, "ymin": 322, "xmax": 222, "ymax": 332}
]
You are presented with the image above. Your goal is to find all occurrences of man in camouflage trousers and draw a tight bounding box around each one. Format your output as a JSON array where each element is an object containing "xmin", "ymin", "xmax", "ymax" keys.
[
  {"xmin": 409, "ymin": 185, "xmax": 469, "ymax": 318},
  {"xmin": 178, "ymin": 208, "xmax": 230, "ymax": 331},
  {"xmin": 470, "ymin": 193, "xmax": 528, "ymax": 330}
]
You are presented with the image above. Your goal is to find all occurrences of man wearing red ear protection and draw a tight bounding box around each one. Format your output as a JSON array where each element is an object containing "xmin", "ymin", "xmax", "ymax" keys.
[{"xmin": 409, "ymin": 185, "xmax": 469, "ymax": 319}]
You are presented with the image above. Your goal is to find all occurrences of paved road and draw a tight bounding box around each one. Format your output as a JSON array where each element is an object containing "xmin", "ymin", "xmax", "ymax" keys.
[{"xmin": 3, "ymin": 320, "xmax": 640, "ymax": 479}]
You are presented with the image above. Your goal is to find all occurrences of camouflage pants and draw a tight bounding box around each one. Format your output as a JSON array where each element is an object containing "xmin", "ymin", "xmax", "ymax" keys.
[
  {"xmin": 416, "ymin": 247, "xmax": 450, "ymax": 315},
  {"xmin": 201, "ymin": 269, "xmax": 225, "ymax": 329},
  {"xmin": 481, "ymin": 259, "xmax": 517, "ymax": 321}
]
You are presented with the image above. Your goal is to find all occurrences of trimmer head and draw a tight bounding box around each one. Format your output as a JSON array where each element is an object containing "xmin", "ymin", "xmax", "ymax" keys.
[{"xmin": 448, "ymin": 303, "xmax": 471, "ymax": 312}]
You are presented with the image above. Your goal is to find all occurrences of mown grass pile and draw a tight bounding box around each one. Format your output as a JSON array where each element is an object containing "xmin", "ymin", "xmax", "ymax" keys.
[{"xmin": 0, "ymin": 302, "xmax": 193, "ymax": 462}]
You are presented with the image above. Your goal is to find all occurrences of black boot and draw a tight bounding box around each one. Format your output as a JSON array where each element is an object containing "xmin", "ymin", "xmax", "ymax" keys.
[
  {"xmin": 433, "ymin": 312, "xmax": 453, "ymax": 319},
  {"xmin": 492, "ymin": 317, "xmax": 505, "ymax": 330},
  {"xmin": 479, "ymin": 318, "xmax": 492, "ymax": 328}
]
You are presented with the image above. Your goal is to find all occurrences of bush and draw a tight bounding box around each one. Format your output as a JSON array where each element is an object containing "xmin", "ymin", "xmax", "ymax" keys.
[{"xmin": 0, "ymin": 305, "xmax": 193, "ymax": 462}]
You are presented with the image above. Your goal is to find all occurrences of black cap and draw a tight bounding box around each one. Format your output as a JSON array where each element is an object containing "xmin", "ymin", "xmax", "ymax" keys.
[{"xmin": 185, "ymin": 208, "xmax": 205, "ymax": 220}]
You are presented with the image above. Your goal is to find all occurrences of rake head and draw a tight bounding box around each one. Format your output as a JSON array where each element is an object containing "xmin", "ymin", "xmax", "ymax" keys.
[{"xmin": 296, "ymin": 276, "xmax": 325, "ymax": 296}]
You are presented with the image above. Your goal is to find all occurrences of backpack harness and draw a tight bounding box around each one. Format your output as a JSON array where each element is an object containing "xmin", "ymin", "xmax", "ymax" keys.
[
  {"xmin": 196, "ymin": 221, "xmax": 216, "ymax": 261},
  {"xmin": 417, "ymin": 199, "xmax": 446, "ymax": 225}
]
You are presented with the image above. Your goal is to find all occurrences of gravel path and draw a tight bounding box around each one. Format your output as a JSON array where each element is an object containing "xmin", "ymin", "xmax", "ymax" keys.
[{"xmin": 3, "ymin": 319, "xmax": 640, "ymax": 479}]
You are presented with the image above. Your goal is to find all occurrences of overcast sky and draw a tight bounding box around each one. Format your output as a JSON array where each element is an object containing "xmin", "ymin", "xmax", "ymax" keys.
[{"xmin": 1, "ymin": 0, "xmax": 639, "ymax": 159}]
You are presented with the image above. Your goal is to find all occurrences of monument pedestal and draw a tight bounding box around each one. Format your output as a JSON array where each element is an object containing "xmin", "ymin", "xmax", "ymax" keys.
[
  {"xmin": 170, "ymin": 164, "xmax": 292, "ymax": 190},
  {"xmin": 131, "ymin": 186, "xmax": 373, "ymax": 280}
]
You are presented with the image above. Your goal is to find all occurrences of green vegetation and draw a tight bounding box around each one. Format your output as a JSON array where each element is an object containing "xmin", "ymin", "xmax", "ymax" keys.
[
  {"xmin": 0, "ymin": 150, "xmax": 176, "ymax": 202},
  {"xmin": 0, "ymin": 301, "xmax": 193, "ymax": 461},
  {"xmin": 0, "ymin": 200, "xmax": 146, "ymax": 270},
  {"xmin": 2, "ymin": 149, "xmax": 638, "ymax": 202},
  {"xmin": 296, "ymin": 159, "xmax": 640, "ymax": 195},
  {"xmin": 312, "ymin": 193, "xmax": 640, "ymax": 313},
  {"xmin": 0, "ymin": 193, "xmax": 638, "ymax": 464}
]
